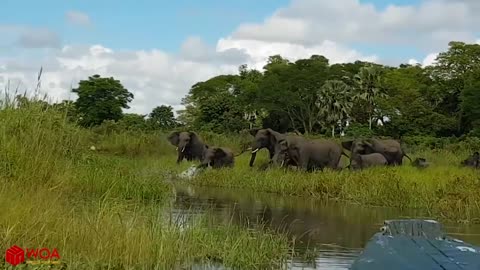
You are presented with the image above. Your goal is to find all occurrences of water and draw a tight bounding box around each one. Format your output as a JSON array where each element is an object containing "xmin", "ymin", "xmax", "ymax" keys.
[{"xmin": 167, "ymin": 183, "xmax": 480, "ymax": 270}]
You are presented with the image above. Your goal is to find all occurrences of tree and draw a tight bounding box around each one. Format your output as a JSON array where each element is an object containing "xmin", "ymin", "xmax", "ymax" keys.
[
  {"xmin": 180, "ymin": 75, "xmax": 249, "ymax": 133},
  {"xmin": 148, "ymin": 105, "xmax": 177, "ymax": 130},
  {"xmin": 317, "ymin": 80, "xmax": 354, "ymax": 137},
  {"xmin": 72, "ymin": 74, "xmax": 134, "ymax": 127},
  {"xmin": 426, "ymin": 41, "xmax": 480, "ymax": 134},
  {"xmin": 258, "ymin": 55, "xmax": 330, "ymax": 134},
  {"xmin": 460, "ymin": 69, "xmax": 480, "ymax": 134},
  {"xmin": 118, "ymin": 113, "xmax": 148, "ymax": 131},
  {"xmin": 354, "ymin": 65, "xmax": 388, "ymax": 129}
]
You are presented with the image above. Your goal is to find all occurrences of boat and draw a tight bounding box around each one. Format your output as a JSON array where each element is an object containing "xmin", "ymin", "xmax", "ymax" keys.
[{"xmin": 350, "ymin": 219, "xmax": 480, "ymax": 270}]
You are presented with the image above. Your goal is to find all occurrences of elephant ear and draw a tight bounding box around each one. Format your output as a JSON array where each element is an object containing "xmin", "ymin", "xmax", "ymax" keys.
[
  {"xmin": 189, "ymin": 131, "xmax": 201, "ymax": 144},
  {"xmin": 362, "ymin": 139, "xmax": 377, "ymax": 151},
  {"xmin": 214, "ymin": 148, "xmax": 227, "ymax": 159},
  {"xmin": 341, "ymin": 140, "xmax": 353, "ymax": 151},
  {"xmin": 167, "ymin": 132, "xmax": 180, "ymax": 146},
  {"xmin": 363, "ymin": 139, "xmax": 373, "ymax": 147},
  {"xmin": 266, "ymin": 128, "xmax": 283, "ymax": 145},
  {"xmin": 278, "ymin": 138, "xmax": 288, "ymax": 151},
  {"xmin": 248, "ymin": 128, "xmax": 260, "ymax": 137}
]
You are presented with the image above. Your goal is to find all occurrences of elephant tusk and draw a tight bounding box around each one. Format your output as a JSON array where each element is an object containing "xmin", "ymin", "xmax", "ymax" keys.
[
  {"xmin": 281, "ymin": 160, "xmax": 285, "ymax": 167},
  {"xmin": 181, "ymin": 147, "xmax": 186, "ymax": 152},
  {"xmin": 175, "ymin": 147, "xmax": 178, "ymax": 151},
  {"xmin": 252, "ymin": 148, "xmax": 259, "ymax": 154}
]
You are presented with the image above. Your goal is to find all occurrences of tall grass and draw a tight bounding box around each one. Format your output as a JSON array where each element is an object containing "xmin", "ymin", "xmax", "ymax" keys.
[{"xmin": 0, "ymin": 95, "xmax": 292, "ymax": 269}]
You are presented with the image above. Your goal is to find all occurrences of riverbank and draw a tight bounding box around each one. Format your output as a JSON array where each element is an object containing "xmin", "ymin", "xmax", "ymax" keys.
[
  {"xmin": 183, "ymin": 150, "xmax": 480, "ymax": 223},
  {"xmin": 0, "ymin": 102, "xmax": 292, "ymax": 269}
]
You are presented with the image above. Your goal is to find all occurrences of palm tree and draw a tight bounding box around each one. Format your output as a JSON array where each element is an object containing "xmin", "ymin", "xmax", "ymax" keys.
[
  {"xmin": 353, "ymin": 65, "xmax": 388, "ymax": 129},
  {"xmin": 317, "ymin": 80, "xmax": 354, "ymax": 137}
]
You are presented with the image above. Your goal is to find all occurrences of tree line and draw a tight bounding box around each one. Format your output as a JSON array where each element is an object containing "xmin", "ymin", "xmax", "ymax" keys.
[
  {"xmin": 14, "ymin": 41, "xmax": 480, "ymax": 139},
  {"xmin": 179, "ymin": 41, "xmax": 480, "ymax": 139}
]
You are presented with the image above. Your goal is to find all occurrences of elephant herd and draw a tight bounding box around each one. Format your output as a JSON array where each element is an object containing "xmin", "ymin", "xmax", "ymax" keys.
[{"xmin": 167, "ymin": 129, "xmax": 480, "ymax": 172}]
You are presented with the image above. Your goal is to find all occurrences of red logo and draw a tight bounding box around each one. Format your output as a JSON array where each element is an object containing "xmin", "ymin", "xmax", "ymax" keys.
[
  {"xmin": 5, "ymin": 245, "xmax": 61, "ymax": 266},
  {"xmin": 5, "ymin": 245, "xmax": 24, "ymax": 266}
]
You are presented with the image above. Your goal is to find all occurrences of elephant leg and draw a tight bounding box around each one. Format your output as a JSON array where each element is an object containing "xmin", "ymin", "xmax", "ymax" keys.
[
  {"xmin": 269, "ymin": 150, "xmax": 275, "ymax": 160},
  {"xmin": 299, "ymin": 157, "xmax": 309, "ymax": 171}
]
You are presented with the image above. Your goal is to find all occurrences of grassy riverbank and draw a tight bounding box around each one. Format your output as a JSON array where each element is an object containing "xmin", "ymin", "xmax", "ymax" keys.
[
  {"xmin": 111, "ymin": 130, "xmax": 479, "ymax": 224},
  {"xmin": 186, "ymin": 150, "xmax": 480, "ymax": 223},
  {"xmin": 0, "ymin": 100, "xmax": 291, "ymax": 269}
]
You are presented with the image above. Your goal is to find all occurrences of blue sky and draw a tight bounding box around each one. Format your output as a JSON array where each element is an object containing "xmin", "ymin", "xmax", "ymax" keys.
[
  {"xmin": 2, "ymin": 0, "xmax": 290, "ymax": 52},
  {"xmin": 1, "ymin": 0, "xmax": 479, "ymax": 114},
  {"xmin": 2, "ymin": 0, "xmax": 422, "ymax": 54}
]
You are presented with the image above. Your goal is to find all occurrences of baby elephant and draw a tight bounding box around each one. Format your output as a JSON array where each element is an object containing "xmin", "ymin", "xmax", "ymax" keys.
[
  {"xmin": 198, "ymin": 147, "xmax": 235, "ymax": 169},
  {"xmin": 412, "ymin": 157, "xmax": 430, "ymax": 169},
  {"xmin": 350, "ymin": 153, "xmax": 388, "ymax": 170},
  {"xmin": 461, "ymin": 152, "xmax": 479, "ymax": 169}
]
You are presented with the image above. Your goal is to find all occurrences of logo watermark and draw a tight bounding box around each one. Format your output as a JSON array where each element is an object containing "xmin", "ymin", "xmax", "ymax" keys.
[{"xmin": 5, "ymin": 245, "xmax": 61, "ymax": 266}]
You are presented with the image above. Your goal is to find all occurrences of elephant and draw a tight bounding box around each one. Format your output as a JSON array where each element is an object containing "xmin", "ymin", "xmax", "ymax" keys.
[
  {"xmin": 274, "ymin": 136, "xmax": 347, "ymax": 172},
  {"xmin": 412, "ymin": 157, "xmax": 430, "ymax": 169},
  {"xmin": 349, "ymin": 153, "xmax": 388, "ymax": 170},
  {"xmin": 167, "ymin": 131, "xmax": 208, "ymax": 164},
  {"xmin": 248, "ymin": 128, "xmax": 297, "ymax": 168},
  {"xmin": 461, "ymin": 152, "xmax": 479, "ymax": 169},
  {"xmin": 341, "ymin": 138, "xmax": 411, "ymax": 166},
  {"xmin": 197, "ymin": 147, "xmax": 235, "ymax": 169}
]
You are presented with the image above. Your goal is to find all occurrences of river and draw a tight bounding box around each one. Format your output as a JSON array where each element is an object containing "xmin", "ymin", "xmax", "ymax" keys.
[{"xmin": 166, "ymin": 184, "xmax": 480, "ymax": 270}]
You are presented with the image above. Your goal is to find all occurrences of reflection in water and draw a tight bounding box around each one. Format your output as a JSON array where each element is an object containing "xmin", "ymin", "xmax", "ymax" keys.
[{"xmin": 167, "ymin": 184, "xmax": 480, "ymax": 270}]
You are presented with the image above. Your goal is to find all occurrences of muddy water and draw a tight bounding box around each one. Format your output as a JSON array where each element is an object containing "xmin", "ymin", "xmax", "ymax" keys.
[{"xmin": 168, "ymin": 184, "xmax": 480, "ymax": 270}]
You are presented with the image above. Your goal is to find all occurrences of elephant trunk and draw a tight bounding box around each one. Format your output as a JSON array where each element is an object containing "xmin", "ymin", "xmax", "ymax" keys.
[
  {"xmin": 249, "ymin": 142, "xmax": 262, "ymax": 167},
  {"xmin": 178, "ymin": 142, "xmax": 188, "ymax": 153},
  {"xmin": 249, "ymin": 152, "xmax": 257, "ymax": 167}
]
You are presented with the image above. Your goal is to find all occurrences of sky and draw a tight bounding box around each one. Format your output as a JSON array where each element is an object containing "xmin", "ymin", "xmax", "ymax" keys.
[{"xmin": 1, "ymin": 0, "xmax": 479, "ymax": 115}]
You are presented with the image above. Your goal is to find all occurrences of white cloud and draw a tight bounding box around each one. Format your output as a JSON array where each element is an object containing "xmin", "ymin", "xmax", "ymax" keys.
[
  {"xmin": 230, "ymin": 0, "xmax": 479, "ymax": 52},
  {"xmin": 65, "ymin": 11, "xmax": 92, "ymax": 27},
  {"xmin": 408, "ymin": 59, "xmax": 420, "ymax": 65},
  {"xmin": 18, "ymin": 28, "xmax": 61, "ymax": 49},
  {"xmin": 405, "ymin": 53, "xmax": 439, "ymax": 67},
  {"xmin": 0, "ymin": 43, "xmax": 242, "ymax": 115},
  {"xmin": 0, "ymin": 33, "xmax": 375, "ymax": 115},
  {"xmin": 217, "ymin": 38, "xmax": 377, "ymax": 70},
  {"xmin": 422, "ymin": 53, "xmax": 439, "ymax": 67},
  {"xmin": 0, "ymin": 25, "xmax": 61, "ymax": 49}
]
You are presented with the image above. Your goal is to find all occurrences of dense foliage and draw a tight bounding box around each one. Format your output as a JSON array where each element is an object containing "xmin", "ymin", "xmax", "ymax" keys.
[{"xmin": 178, "ymin": 41, "xmax": 480, "ymax": 139}]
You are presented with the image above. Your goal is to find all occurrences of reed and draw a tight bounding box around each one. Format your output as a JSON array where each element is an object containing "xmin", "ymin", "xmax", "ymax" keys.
[{"xmin": 0, "ymin": 96, "xmax": 292, "ymax": 269}]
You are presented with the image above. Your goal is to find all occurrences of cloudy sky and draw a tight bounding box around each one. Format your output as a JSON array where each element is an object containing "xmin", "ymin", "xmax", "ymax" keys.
[{"xmin": 1, "ymin": 0, "xmax": 479, "ymax": 115}]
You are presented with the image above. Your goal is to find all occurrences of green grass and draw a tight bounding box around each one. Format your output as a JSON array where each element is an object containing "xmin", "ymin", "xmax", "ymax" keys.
[{"xmin": 0, "ymin": 97, "xmax": 292, "ymax": 269}]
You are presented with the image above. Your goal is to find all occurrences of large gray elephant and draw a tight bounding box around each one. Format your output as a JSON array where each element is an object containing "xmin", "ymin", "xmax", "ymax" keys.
[
  {"xmin": 248, "ymin": 128, "xmax": 297, "ymax": 167},
  {"xmin": 274, "ymin": 136, "xmax": 347, "ymax": 172},
  {"xmin": 167, "ymin": 131, "xmax": 208, "ymax": 164},
  {"xmin": 461, "ymin": 152, "xmax": 479, "ymax": 169},
  {"xmin": 349, "ymin": 153, "xmax": 388, "ymax": 170},
  {"xmin": 197, "ymin": 147, "xmax": 235, "ymax": 169},
  {"xmin": 341, "ymin": 138, "xmax": 411, "ymax": 166}
]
